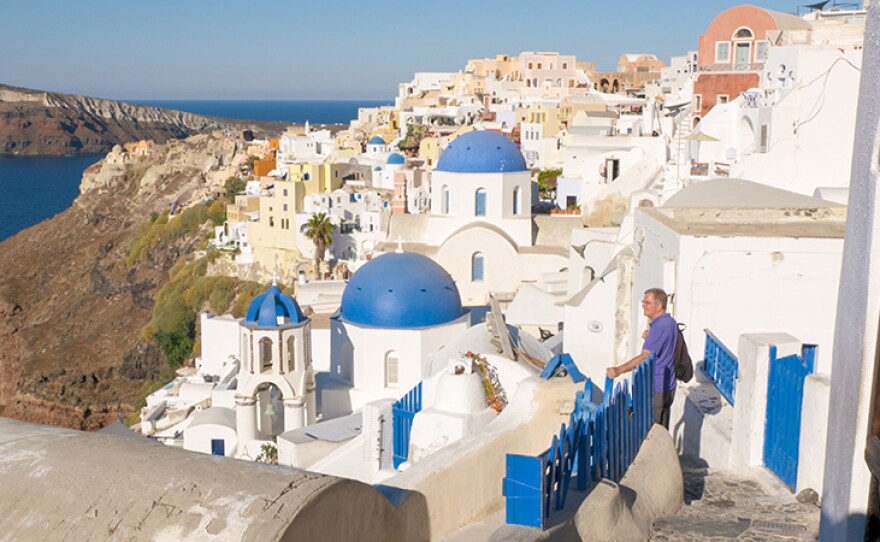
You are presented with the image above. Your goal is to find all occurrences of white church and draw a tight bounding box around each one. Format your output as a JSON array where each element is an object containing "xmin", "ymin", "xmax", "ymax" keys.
[{"xmin": 388, "ymin": 129, "xmax": 579, "ymax": 305}]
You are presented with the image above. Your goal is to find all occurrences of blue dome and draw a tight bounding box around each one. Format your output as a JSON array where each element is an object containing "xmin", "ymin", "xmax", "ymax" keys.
[
  {"xmin": 340, "ymin": 253, "xmax": 464, "ymax": 329},
  {"xmin": 435, "ymin": 130, "xmax": 527, "ymax": 173},
  {"xmin": 244, "ymin": 284, "xmax": 306, "ymax": 328},
  {"xmin": 368, "ymin": 136, "xmax": 386, "ymax": 145},
  {"xmin": 387, "ymin": 152, "xmax": 405, "ymax": 165},
  {"xmin": 373, "ymin": 166, "xmax": 382, "ymax": 171}
]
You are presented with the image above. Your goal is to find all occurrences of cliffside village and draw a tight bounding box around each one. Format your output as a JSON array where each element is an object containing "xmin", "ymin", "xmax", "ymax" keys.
[{"xmin": 21, "ymin": 3, "xmax": 880, "ymax": 539}]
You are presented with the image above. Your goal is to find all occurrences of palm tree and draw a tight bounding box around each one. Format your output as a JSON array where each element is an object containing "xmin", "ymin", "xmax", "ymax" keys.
[{"xmin": 304, "ymin": 212, "xmax": 334, "ymax": 277}]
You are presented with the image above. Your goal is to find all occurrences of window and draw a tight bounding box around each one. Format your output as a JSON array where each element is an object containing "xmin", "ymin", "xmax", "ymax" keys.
[
  {"xmin": 385, "ymin": 351, "xmax": 399, "ymax": 387},
  {"xmin": 733, "ymin": 27, "xmax": 754, "ymax": 39},
  {"xmin": 441, "ymin": 185, "xmax": 449, "ymax": 214},
  {"xmin": 259, "ymin": 337, "xmax": 273, "ymax": 372},
  {"xmin": 562, "ymin": 62, "xmax": 568, "ymax": 69},
  {"xmin": 283, "ymin": 204, "xmax": 288, "ymax": 212},
  {"xmin": 472, "ymin": 252, "xmax": 485, "ymax": 282},
  {"xmin": 528, "ymin": 62, "xmax": 533, "ymax": 69},
  {"xmin": 715, "ymin": 42, "xmax": 731, "ymax": 63},
  {"xmin": 513, "ymin": 187, "xmax": 521, "ymax": 215},
  {"xmin": 283, "ymin": 189, "xmax": 288, "ymax": 196},
  {"xmin": 755, "ymin": 41, "xmax": 769, "ymax": 62},
  {"xmin": 304, "ymin": 330, "xmax": 311, "ymax": 366},
  {"xmin": 717, "ymin": 95, "xmax": 729, "ymax": 105},
  {"xmin": 694, "ymin": 94, "xmax": 703, "ymax": 112},
  {"xmin": 287, "ymin": 336, "xmax": 296, "ymax": 372},
  {"xmin": 242, "ymin": 333, "xmax": 249, "ymax": 370},
  {"xmin": 475, "ymin": 188, "xmax": 487, "ymax": 216},
  {"xmin": 269, "ymin": 216, "xmax": 274, "ymax": 227},
  {"xmin": 537, "ymin": 63, "xmax": 542, "ymax": 69}
]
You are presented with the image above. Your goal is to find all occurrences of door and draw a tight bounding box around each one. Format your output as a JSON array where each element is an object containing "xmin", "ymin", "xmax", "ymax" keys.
[
  {"xmin": 763, "ymin": 345, "xmax": 816, "ymax": 490},
  {"xmin": 211, "ymin": 439, "xmax": 225, "ymax": 456},
  {"xmin": 604, "ymin": 158, "xmax": 620, "ymax": 183},
  {"xmin": 735, "ymin": 42, "xmax": 751, "ymax": 69}
]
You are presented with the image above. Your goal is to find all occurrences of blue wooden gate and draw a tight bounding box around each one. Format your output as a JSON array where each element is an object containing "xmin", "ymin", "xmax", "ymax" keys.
[
  {"xmin": 392, "ymin": 382, "xmax": 422, "ymax": 469},
  {"xmin": 763, "ymin": 344, "xmax": 816, "ymax": 490}
]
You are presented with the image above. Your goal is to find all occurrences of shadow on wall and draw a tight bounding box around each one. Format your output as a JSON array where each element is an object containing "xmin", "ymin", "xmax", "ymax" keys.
[{"xmin": 278, "ymin": 482, "xmax": 431, "ymax": 541}]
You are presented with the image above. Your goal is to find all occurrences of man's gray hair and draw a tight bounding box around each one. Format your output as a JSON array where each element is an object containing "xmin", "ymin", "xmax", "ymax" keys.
[{"xmin": 645, "ymin": 288, "xmax": 668, "ymax": 310}]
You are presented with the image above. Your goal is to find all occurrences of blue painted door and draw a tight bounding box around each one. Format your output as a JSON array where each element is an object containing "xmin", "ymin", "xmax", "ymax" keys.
[
  {"xmin": 763, "ymin": 345, "xmax": 816, "ymax": 490},
  {"xmin": 211, "ymin": 439, "xmax": 225, "ymax": 456},
  {"xmin": 503, "ymin": 454, "xmax": 546, "ymax": 529}
]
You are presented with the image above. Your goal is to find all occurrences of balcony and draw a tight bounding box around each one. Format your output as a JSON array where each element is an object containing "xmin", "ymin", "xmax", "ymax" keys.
[{"xmin": 698, "ymin": 63, "xmax": 762, "ymax": 73}]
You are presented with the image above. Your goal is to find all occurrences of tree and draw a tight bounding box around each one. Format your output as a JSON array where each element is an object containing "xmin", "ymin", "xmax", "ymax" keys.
[
  {"xmin": 224, "ymin": 177, "xmax": 246, "ymax": 203},
  {"xmin": 537, "ymin": 168, "xmax": 562, "ymax": 199},
  {"xmin": 303, "ymin": 212, "xmax": 334, "ymax": 277}
]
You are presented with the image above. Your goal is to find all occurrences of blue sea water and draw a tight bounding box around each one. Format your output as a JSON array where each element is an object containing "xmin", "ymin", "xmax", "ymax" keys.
[
  {"xmin": 130, "ymin": 99, "xmax": 391, "ymax": 124},
  {"xmin": 0, "ymin": 154, "xmax": 102, "ymax": 242},
  {"xmin": 2, "ymin": 100, "xmax": 385, "ymax": 241}
]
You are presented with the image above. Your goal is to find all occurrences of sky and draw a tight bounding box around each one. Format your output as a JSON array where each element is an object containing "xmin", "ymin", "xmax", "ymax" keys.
[{"xmin": 0, "ymin": 1, "xmax": 811, "ymax": 101}]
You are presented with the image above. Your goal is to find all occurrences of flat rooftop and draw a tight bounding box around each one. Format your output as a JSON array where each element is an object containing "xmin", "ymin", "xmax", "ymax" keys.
[{"xmin": 645, "ymin": 179, "xmax": 847, "ymax": 238}]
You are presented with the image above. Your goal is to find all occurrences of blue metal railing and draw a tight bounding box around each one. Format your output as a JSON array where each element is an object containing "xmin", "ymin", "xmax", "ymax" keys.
[
  {"xmin": 392, "ymin": 382, "xmax": 422, "ymax": 469},
  {"xmin": 703, "ymin": 329, "xmax": 738, "ymax": 405},
  {"xmin": 503, "ymin": 354, "xmax": 655, "ymax": 529}
]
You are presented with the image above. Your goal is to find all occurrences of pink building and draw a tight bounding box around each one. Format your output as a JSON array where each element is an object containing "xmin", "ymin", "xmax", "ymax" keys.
[{"xmin": 693, "ymin": 5, "xmax": 811, "ymax": 120}]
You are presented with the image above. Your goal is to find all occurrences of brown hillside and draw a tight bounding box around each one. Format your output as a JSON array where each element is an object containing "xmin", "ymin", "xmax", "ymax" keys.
[{"xmin": 0, "ymin": 132, "xmax": 247, "ymax": 429}]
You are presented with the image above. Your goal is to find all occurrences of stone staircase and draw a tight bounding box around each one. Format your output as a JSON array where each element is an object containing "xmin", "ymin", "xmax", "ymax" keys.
[{"xmin": 657, "ymin": 105, "xmax": 694, "ymax": 202}]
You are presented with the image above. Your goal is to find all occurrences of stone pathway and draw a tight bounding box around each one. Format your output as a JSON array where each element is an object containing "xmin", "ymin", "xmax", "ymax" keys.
[{"xmin": 651, "ymin": 457, "xmax": 821, "ymax": 541}]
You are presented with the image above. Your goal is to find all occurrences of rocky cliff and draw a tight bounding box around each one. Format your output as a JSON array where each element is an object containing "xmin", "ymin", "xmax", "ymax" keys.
[
  {"xmin": 0, "ymin": 132, "xmax": 248, "ymax": 429},
  {"xmin": 0, "ymin": 83, "xmax": 244, "ymax": 155}
]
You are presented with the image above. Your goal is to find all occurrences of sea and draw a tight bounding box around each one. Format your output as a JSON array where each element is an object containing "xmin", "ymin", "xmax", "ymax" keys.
[{"xmin": 0, "ymin": 100, "xmax": 388, "ymax": 242}]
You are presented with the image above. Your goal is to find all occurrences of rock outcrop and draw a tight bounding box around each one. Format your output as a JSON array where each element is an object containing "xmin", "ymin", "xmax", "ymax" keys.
[
  {"xmin": 0, "ymin": 83, "xmax": 240, "ymax": 155},
  {"xmin": 0, "ymin": 132, "xmax": 248, "ymax": 429}
]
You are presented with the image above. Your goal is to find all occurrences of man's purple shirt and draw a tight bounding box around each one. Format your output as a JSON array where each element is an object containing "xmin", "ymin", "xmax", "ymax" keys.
[{"xmin": 643, "ymin": 312, "xmax": 677, "ymax": 393}]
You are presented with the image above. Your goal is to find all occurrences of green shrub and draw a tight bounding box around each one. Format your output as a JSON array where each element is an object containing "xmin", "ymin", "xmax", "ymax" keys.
[
  {"xmin": 224, "ymin": 177, "xmax": 247, "ymax": 202},
  {"xmin": 207, "ymin": 199, "xmax": 226, "ymax": 226},
  {"xmin": 144, "ymin": 258, "xmax": 268, "ymax": 368},
  {"xmin": 127, "ymin": 204, "xmax": 210, "ymax": 265},
  {"xmin": 209, "ymin": 278, "xmax": 237, "ymax": 314}
]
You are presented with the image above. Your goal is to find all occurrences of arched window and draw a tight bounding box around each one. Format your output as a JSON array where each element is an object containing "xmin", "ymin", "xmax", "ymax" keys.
[
  {"xmin": 733, "ymin": 27, "xmax": 753, "ymax": 39},
  {"xmin": 513, "ymin": 187, "xmax": 521, "ymax": 215},
  {"xmin": 441, "ymin": 185, "xmax": 450, "ymax": 214},
  {"xmin": 472, "ymin": 252, "xmax": 485, "ymax": 282},
  {"xmin": 259, "ymin": 337, "xmax": 273, "ymax": 372},
  {"xmin": 287, "ymin": 335, "xmax": 296, "ymax": 372},
  {"xmin": 475, "ymin": 188, "xmax": 487, "ymax": 217},
  {"xmin": 526, "ymin": 79, "xmax": 531, "ymax": 88},
  {"xmin": 385, "ymin": 351, "xmax": 399, "ymax": 387},
  {"xmin": 304, "ymin": 331, "xmax": 311, "ymax": 366}
]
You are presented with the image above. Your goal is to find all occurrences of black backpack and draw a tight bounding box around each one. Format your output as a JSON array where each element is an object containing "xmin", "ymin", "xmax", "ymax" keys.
[{"xmin": 674, "ymin": 323, "xmax": 693, "ymax": 383}]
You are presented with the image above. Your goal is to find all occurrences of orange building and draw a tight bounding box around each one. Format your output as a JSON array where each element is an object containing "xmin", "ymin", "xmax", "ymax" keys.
[
  {"xmin": 693, "ymin": 5, "xmax": 811, "ymax": 120},
  {"xmin": 253, "ymin": 150, "xmax": 277, "ymax": 177}
]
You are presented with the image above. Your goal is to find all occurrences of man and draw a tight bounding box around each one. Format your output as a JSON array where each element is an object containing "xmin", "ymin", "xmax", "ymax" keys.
[{"xmin": 606, "ymin": 288, "xmax": 677, "ymax": 428}]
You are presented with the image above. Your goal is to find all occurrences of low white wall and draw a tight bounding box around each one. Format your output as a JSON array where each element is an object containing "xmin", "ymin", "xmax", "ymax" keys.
[
  {"xmin": 731, "ymin": 333, "xmax": 801, "ymax": 473},
  {"xmin": 384, "ymin": 377, "xmax": 580, "ymax": 540},
  {"xmin": 797, "ymin": 373, "xmax": 831, "ymax": 495}
]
